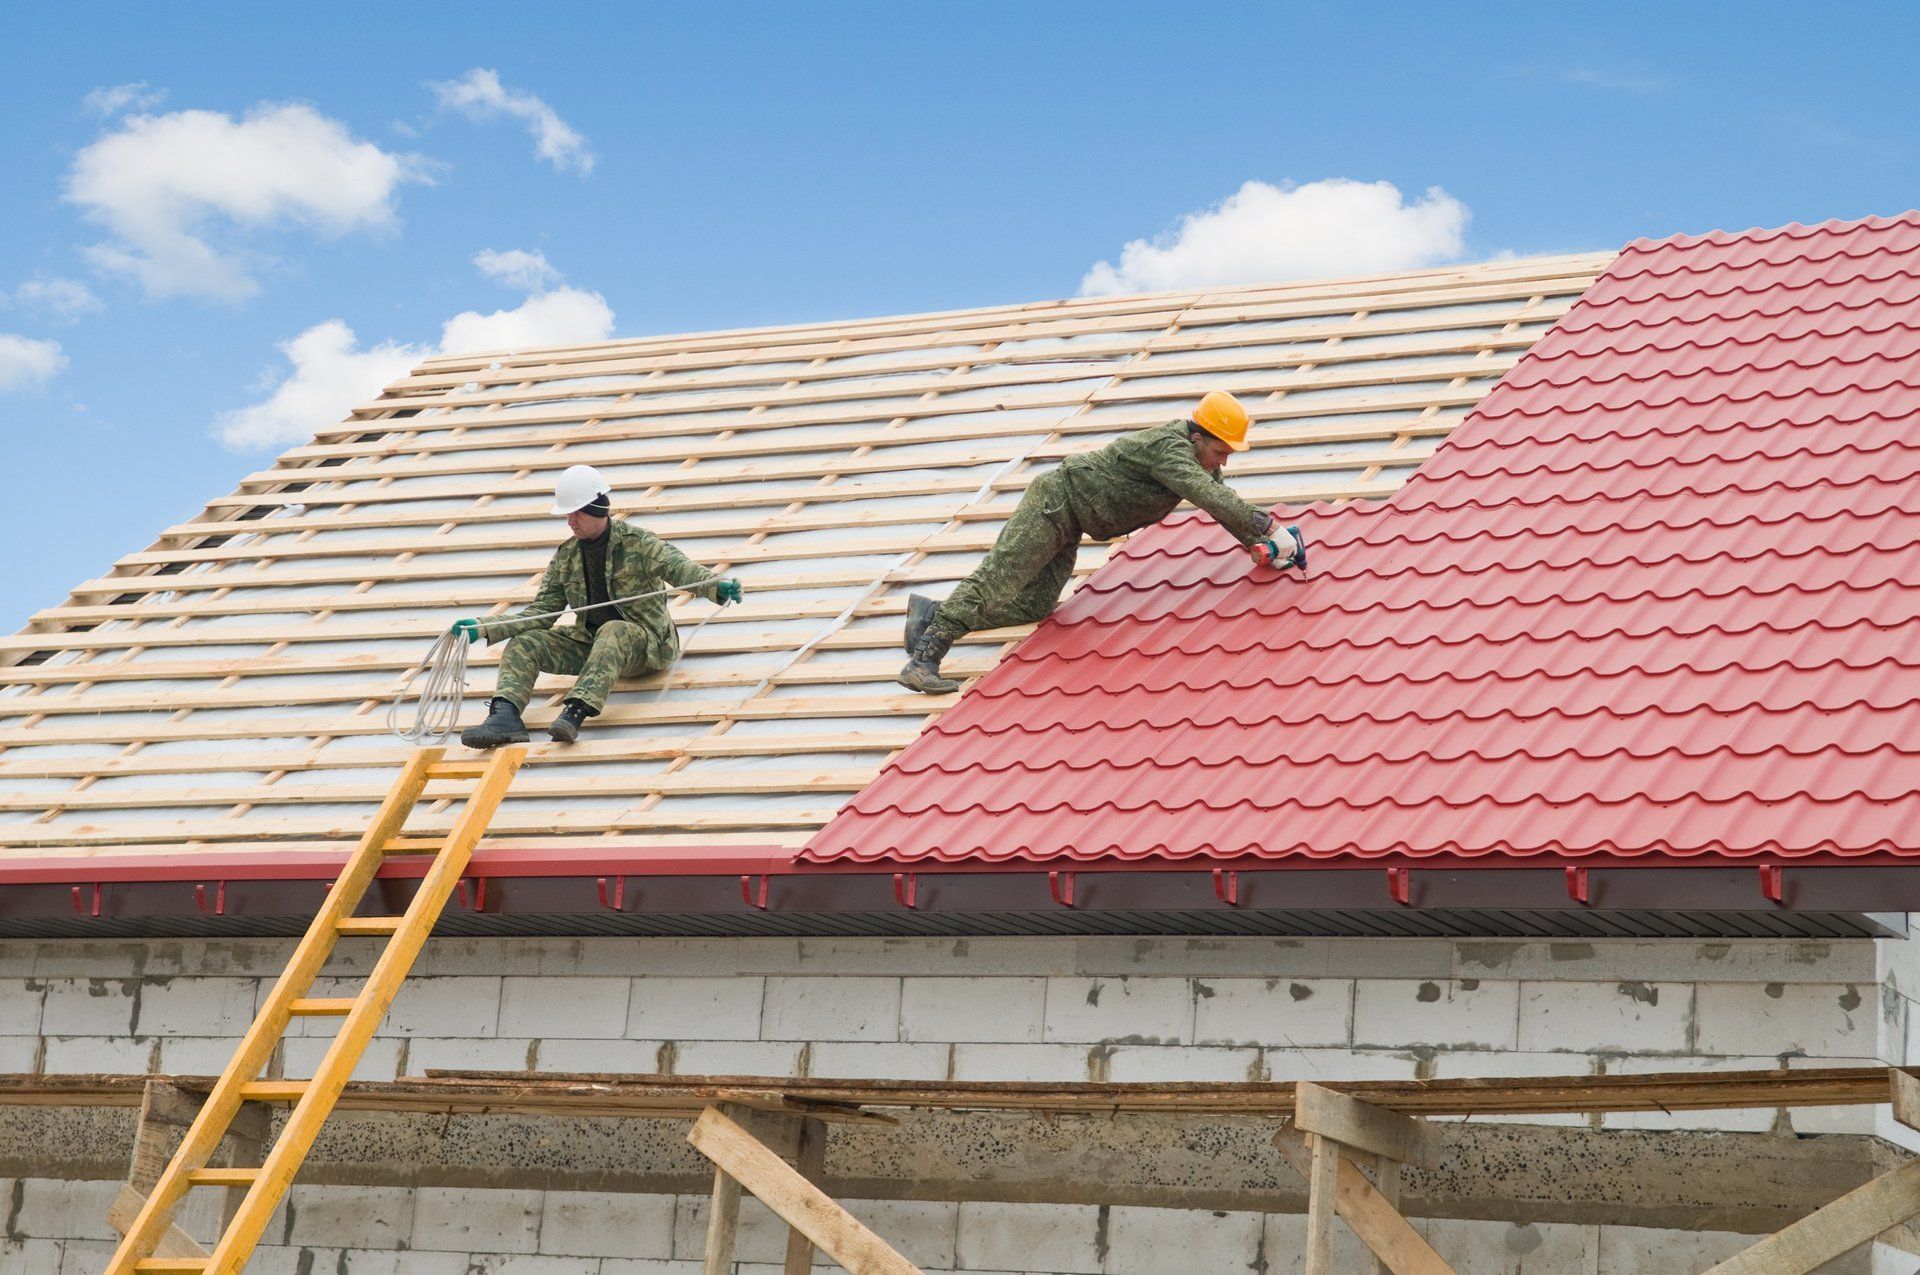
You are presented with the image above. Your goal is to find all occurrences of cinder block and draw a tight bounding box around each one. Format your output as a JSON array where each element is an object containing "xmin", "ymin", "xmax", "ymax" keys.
[
  {"xmin": 281, "ymin": 1035, "xmax": 404, "ymax": 1082},
  {"xmin": 808, "ymin": 1041, "xmax": 951, "ymax": 1081},
  {"xmin": 1103, "ymin": 1045, "xmax": 1261, "ymax": 1083},
  {"xmin": 1455, "ymin": 937, "xmax": 1877, "ymax": 983},
  {"xmin": 671, "ymin": 1039, "xmax": 803, "ymax": 1077},
  {"xmin": 950, "ymin": 1043, "xmax": 1095, "ymax": 1082},
  {"xmin": 560, "ymin": 936, "xmax": 796, "ymax": 978},
  {"xmin": 381, "ymin": 975, "xmax": 503, "ymax": 1038},
  {"xmin": 158, "ymin": 1036, "xmax": 250, "ymax": 1076},
  {"xmin": 56, "ymin": 1238, "xmax": 119, "ymax": 1275},
  {"xmin": 1193, "ymin": 977, "xmax": 1351, "ymax": 1048},
  {"xmin": 1595, "ymin": 1223, "xmax": 1751, "ymax": 1272},
  {"xmin": 410, "ymin": 1185, "xmax": 542, "ymax": 1254},
  {"xmin": 539, "ymin": 1189, "xmax": 676, "ymax": 1258},
  {"xmin": 1352, "ymin": 979, "xmax": 1519, "ymax": 1050},
  {"xmin": 797, "ymin": 935, "xmax": 1066, "ymax": 977},
  {"xmin": 597, "ymin": 1260, "xmax": 706, "ymax": 1275},
  {"xmin": 13, "ymin": 1176, "xmax": 120, "ymax": 1240},
  {"xmin": 900, "ymin": 977, "xmax": 1045, "ymax": 1043},
  {"xmin": 1789, "ymin": 1057, "xmax": 1886, "ymax": 1135},
  {"xmin": 284, "ymin": 1184, "xmax": 415, "ymax": 1249},
  {"xmin": 1694, "ymin": 982, "xmax": 1876, "ymax": 1058},
  {"xmin": 627, "ymin": 976, "xmax": 765, "ymax": 1041},
  {"xmin": 0, "ymin": 1238, "xmax": 65, "ymax": 1275},
  {"xmin": 1264, "ymin": 1210, "xmax": 1379, "ymax": 1274},
  {"xmin": 537, "ymin": 1037, "xmax": 669, "ymax": 1075},
  {"xmin": 41, "ymin": 1034, "xmax": 153, "ymax": 1075},
  {"xmin": 1515, "ymin": 980, "xmax": 1693, "ymax": 1054},
  {"xmin": 1105, "ymin": 1204, "xmax": 1263, "ymax": 1275},
  {"xmin": 0, "ymin": 980, "xmax": 44, "ymax": 1033},
  {"xmin": 498, "ymin": 975, "xmax": 628, "ymax": 1039},
  {"xmin": 442, "ymin": 1255, "xmax": 587, "ymax": 1275},
  {"xmin": 1071, "ymin": 935, "xmax": 1453, "ymax": 980},
  {"xmin": 1423, "ymin": 1052, "xmax": 1595, "ymax": 1127},
  {"xmin": 134, "ymin": 976, "xmax": 258, "ymax": 1037},
  {"xmin": 37, "ymin": 977, "xmax": 137, "ymax": 1036},
  {"xmin": 1425, "ymin": 1217, "xmax": 1596, "ymax": 1273},
  {"xmin": 1041, "ymin": 977, "xmax": 1191, "ymax": 1045},
  {"xmin": 672, "ymin": 1194, "xmax": 792, "ymax": 1263},
  {"xmin": 838, "ymin": 1198, "xmax": 958, "ymax": 1270},
  {"xmin": 1261, "ymin": 1047, "xmax": 1420, "ymax": 1083},
  {"xmin": 760, "ymin": 976, "xmax": 900, "ymax": 1042},
  {"xmin": 403, "ymin": 1037, "xmax": 539, "ymax": 1074},
  {"xmin": 0, "ymin": 1037, "xmax": 36, "ymax": 1071},
  {"xmin": 955, "ymin": 1201, "xmax": 1101, "ymax": 1272}
]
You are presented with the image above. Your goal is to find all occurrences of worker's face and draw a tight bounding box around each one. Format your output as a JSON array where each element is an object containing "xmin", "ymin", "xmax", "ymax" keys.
[
  {"xmin": 566, "ymin": 510, "xmax": 609, "ymax": 540},
  {"xmin": 1191, "ymin": 431, "xmax": 1234, "ymax": 474}
]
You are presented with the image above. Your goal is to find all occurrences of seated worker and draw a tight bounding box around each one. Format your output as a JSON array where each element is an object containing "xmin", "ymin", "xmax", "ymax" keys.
[
  {"xmin": 899, "ymin": 390, "xmax": 1305, "ymax": 693},
  {"xmin": 454, "ymin": 464, "xmax": 742, "ymax": 746}
]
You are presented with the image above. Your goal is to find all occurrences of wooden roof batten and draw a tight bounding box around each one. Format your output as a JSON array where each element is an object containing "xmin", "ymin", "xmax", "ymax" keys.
[{"xmin": 0, "ymin": 252, "xmax": 1612, "ymax": 862}]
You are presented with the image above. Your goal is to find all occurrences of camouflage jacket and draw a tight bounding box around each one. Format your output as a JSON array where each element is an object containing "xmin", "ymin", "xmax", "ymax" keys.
[
  {"xmin": 1056, "ymin": 420, "xmax": 1268, "ymax": 544},
  {"xmin": 479, "ymin": 518, "xmax": 721, "ymax": 664}
]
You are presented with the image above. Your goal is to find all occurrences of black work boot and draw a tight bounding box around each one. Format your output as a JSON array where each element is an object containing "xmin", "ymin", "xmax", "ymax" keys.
[
  {"xmin": 549, "ymin": 698, "xmax": 596, "ymax": 744},
  {"xmin": 897, "ymin": 631, "xmax": 961, "ymax": 695},
  {"xmin": 460, "ymin": 697, "xmax": 529, "ymax": 749},
  {"xmin": 904, "ymin": 594, "xmax": 938, "ymax": 653}
]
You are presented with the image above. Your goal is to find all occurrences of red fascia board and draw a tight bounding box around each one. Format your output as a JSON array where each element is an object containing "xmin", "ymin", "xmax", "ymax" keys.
[{"xmin": 6, "ymin": 844, "xmax": 1920, "ymax": 889}]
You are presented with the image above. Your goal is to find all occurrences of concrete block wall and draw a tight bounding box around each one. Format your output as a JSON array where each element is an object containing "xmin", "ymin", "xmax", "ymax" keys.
[
  {"xmin": 2, "ymin": 1174, "xmax": 1898, "ymax": 1274},
  {"xmin": 3, "ymin": 931, "xmax": 1917, "ymax": 1273}
]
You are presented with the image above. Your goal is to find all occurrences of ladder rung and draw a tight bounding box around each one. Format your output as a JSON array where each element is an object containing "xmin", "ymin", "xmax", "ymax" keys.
[
  {"xmin": 289, "ymin": 997, "xmax": 356, "ymax": 1016},
  {"xmin": 238, "ymin": 1080, "xmax": 308, "ymax": 1102},
  {"xmin": 187, "ymin": 1166, "xmax": 261, "ymax": 1186},
  {"xmin": 425, "ymin": 761, "xmax": 489, "ymax": 779},
  {"xmin": 134, "ymin": 1261, "xmax": 209, "ymax": 1273},
  {"xmin": 337, "ymin": 916, "xmax": 404, "ymax": 935},
  {"xmin": 382, "ymin": 836, "xmax": 445, "ymax": 853}
]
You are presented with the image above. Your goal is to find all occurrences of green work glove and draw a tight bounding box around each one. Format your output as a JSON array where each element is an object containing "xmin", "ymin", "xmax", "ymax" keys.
[
  {"xmin": 451, "ymin": 618, "xmax": 482, "ymax": 644},
  {"xmin": 714, "ymin": 578, "xmax": 743, "ymax": 605}
]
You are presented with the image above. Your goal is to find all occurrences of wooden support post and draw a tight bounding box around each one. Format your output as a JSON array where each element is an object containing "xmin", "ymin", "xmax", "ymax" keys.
[
  {"xmin": 1702, "ymin": 1159, "xmax": 1920, "ymax": 1275},
  {"xmin": 1295, "ymin": 1081, "xmax": 1442, "ymax": 1169},
  {"xmin": 1277, "ymin": 1130, "xmax": 1457, "ymax": 1275},
  {"xmin": 703, "ymin": 1161, "xmax": 745, "ymax": 1275},
  {"xmin": 1372, "ymin": 1153, "xmax": 1402, "ymax": 1275},
  {"xmin": 1890, "ymin": 1066, "xmax": 1920, "ymax": 1132},
  {"xmin": 1304, "ymin": 1132, "xmax": 1340, "ymax": 1275},
  {"xmin": 783, "ymin": 1117, "xmax": 829, "ymax": 1275},
  {"xmin": 690, "ymin": 1104, "xmax": 921, "ymax": 1275},
  {"xmin": 107, "ymin": 1185, "xmax": 208, "ymax": 1262}
]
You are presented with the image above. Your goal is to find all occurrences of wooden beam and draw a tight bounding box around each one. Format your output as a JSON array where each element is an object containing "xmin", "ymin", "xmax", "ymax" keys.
[
  {"xmin": 689, "ymin": 1104, "xmax": 921, "ymax": 1275},
  {"xmin": 108, "ymin": 1183, "xmax": 208, "ymax": 1261},
  {"xmin": 1295, "ymin": 1081, "xmax": 1442, "ymax": 1169},
  {"xmin": 783, "ymin": 1117, "xmax": 829, "ymax": 1275},
  {"xmin": 702, "ymin": 1160, "xmax": 743, "ymax": 1275},
  {"xmin": 1701, "ymin": 1159, "xmax": 1920, "ymax": 1275},
  {"xmin": 1303, "ymin": 1132, "xmax": 1340, "ymax": 1275},
  {"xmin": 1891, "ymin": 1067, "xmax": 1920, "ymax": 1132}
]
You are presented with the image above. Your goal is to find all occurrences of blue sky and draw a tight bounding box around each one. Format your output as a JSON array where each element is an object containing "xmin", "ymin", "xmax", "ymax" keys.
[{"xmin": 1, "ymin": 1, "xmax": 1915, "ymax": 619}]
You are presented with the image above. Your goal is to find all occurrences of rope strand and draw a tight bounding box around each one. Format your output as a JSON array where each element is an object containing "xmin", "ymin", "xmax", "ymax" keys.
[{"xmin": 386, "ymin": 584, "xmax": 720, "ymax": 745}]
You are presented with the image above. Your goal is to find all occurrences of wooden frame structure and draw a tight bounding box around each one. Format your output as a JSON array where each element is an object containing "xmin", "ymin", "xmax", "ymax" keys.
[
  {"xmin": 0, "ymin": 253, "xmax": 1609, "ymax": 865},
  {"xmin": 21, "ymin": 1064, "xmax": 1917, "ymax": 1273}
]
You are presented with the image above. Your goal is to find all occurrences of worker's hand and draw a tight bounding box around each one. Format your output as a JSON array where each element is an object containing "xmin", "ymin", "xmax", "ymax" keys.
[
  {"xmin": 451, "ymin": 618, "xmax": 482, "ymax": 644},
  {"xmin": 714, "ymin": 578, "xmax": 743, "ymax": 605}
]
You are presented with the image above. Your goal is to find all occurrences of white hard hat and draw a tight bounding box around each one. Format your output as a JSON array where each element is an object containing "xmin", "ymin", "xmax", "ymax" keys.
[{"xmin": 551, "ymin": 464, "xmax": 611, "ymax": 516}]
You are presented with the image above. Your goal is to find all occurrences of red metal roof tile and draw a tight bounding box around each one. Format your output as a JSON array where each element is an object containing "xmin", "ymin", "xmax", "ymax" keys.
[{"xmin": 804, "ymin": 211, "xmax": 1920, "ymax": 868}]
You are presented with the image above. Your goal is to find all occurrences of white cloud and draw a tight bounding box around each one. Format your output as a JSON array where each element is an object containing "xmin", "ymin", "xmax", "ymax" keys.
[
  {"xmin": 215, "ymin": 266, "xmax": 615, "ymax": 450},
  {"xmin": 0, "ymin": 335, "xmax": 67, "ymax": 392},
  {"xmin": 430, "ymin": 69, "xmax": 594, "ymax": 175},
  {"xmin": 212, "ymin": 320, "xmax": 419, "ymax": 449},
  {"xmin": 9, "ymin": 277, "xmax": 103, "ymax": 322},
  {"xmin": 438, "ymin": 286, "xmax": 613, "ymax": 354},
  {"xmin": 1078, "ymin": 178, "xmax": 1471, "ymax": 297},
  {"xmin": 83, "ymin": 82, "xmax": 166, "ymax": 116},
  {"xmin": 474, "ymin": 247, "xmax": 562, "ymax": 291},
  {"xmin": 1562, "ymin": 68, "xmax": 1668, "ymax": 93},
  {"xmin": 65, "ymin": 102, "xmax": 431, "ymax": 302}
]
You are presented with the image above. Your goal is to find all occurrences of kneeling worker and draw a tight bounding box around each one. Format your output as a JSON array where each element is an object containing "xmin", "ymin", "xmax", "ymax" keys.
[
  {"xmin": 900, "ymin": 390, "xmax": 1305, "ymax": 693},
  {"xmin": 454, "ymin": 464, "xmax": 743, "ymax": 747}
]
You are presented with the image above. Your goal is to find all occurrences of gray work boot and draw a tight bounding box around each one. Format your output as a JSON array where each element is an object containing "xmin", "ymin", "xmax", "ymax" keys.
[
  {"xmin": 904, "ymin": 594, "xmax": 938, "ymax": 653},
  {"xmin": 548, "ymin": 698, "xmax": 594, "ymax": 745},
  {"xmin": 460, "ymin": 697, "xmax": 529, "ymax": 749},
  {"xmin": 897, "ymin": 631, "xmax": 961, "ymax": 695}
]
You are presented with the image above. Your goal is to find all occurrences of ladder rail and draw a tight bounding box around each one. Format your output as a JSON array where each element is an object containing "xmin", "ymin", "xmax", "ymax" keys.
[
  {"xmin": 105, "ymin": 744, "xmax": 527, "ymax": 1275},
  {"xmin": 204, "ymin": 745, "xmax": 524, "ymax": 1271}
]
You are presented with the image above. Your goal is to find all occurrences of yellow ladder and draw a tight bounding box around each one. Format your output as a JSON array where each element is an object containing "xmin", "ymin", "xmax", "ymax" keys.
[{"xmin": 106, "ymin": 744, "xmax": 527, "ymax": 1274}]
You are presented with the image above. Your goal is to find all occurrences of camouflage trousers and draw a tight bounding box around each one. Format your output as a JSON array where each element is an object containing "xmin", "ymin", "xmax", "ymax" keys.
[
  {"xmin": 492, "ymin": 620, "xmax": 667, "ymax": 713},
  {"xmin": 932, "ymin": 471, "xmax": 1082, "ymax": 640}
]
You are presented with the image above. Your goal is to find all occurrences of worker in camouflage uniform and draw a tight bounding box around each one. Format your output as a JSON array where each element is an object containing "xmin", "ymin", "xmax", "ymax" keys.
[
  {"xmin": 899, "ymin": 391, "xmax": 1305, "ymax": 694},
  {"xmin": 453, "ymin": 464, "xmax": 743, "ymax": 747}
]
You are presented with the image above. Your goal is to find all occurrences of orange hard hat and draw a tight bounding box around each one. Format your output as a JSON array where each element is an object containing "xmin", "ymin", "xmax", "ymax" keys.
[{"xmin": 1192, "ymin": 390, "xmax": 1251, "ymax": 451}]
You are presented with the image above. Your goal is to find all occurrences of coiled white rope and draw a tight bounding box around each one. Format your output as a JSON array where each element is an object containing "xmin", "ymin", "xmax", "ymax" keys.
[{"xmin": 386, "ymin": 584, "xmax": 723, "ymax": 745}]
